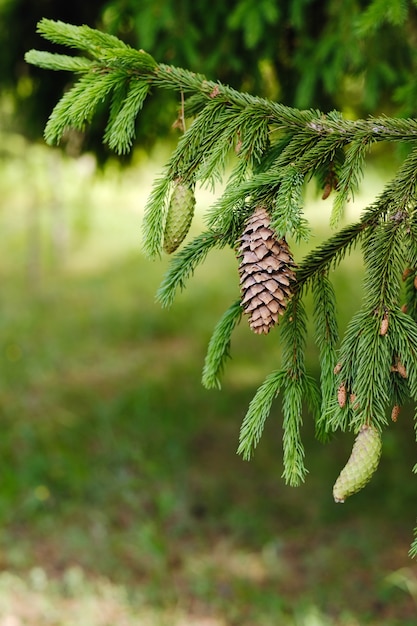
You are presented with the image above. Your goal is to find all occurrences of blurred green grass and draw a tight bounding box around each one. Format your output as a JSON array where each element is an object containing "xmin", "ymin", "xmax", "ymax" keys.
[{"xmin": 0, "ymin": 136, "xmax": 416, "ymax": 624}]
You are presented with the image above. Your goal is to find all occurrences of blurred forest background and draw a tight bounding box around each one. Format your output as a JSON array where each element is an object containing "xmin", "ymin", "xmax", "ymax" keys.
[{"xmin": 1, "ymin": 0, "xmax": 417, "ymax": 624}]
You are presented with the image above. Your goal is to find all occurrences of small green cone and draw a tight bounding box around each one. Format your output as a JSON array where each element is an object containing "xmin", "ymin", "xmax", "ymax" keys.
[
  {"xmin": 163, "ymin": 180, "xmax": 196, "ymax": 254},
  {"xmin": 333, "ymin": 425, "xmax": 382, "ymax": 503}
]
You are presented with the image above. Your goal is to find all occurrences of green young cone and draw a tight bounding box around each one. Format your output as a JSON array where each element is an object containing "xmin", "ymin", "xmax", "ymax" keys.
[
  {"xmin": 333, "ymin": 425, "xmax": 382, "ymax": 503},
  {"xmin": 163, "ymin": 180, "xmax": 196, "ymax": 254}
]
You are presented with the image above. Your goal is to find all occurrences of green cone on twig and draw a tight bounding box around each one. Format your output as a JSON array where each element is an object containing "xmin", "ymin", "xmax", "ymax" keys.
[
  {"xmin": 333, "ymin": 425, "xmax": 382, "ymax": 503},
  {"xmin": 163, "ymin": 179, "xmax": 196, "ymax": 254}
]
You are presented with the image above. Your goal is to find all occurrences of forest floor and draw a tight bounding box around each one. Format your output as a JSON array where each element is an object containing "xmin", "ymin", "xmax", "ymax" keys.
[{"xmin": 0, "ymin": 143, "xmax": 416, "ymax": 625}]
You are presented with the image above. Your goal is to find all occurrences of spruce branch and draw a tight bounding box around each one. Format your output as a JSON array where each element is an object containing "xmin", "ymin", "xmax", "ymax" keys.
[
  {"xmin": 237, "ymin": 369, "xmax": 286, "ymax": 460},
  {"xmin": 331, "ymin": 135, "xmax": 375, "ymax": 226},
  {"xmin": 349, "ymin": 315, "xmax": 391, "ymax": 431},
  {"xmin": 205, "ymin": 168, "xmax": 282, "ymax": 235},
  {"xmin": 26, "ymin": 20, "xmax": 417, "ymax": 156},
  {"xmin": 280, "ymin": 295, "xmax": 307, "ymax": 377},
  {"xmin": 404, "ymin": 217, "xmax": 417, "ymax": 269},
  {"xmin": 44, "ymin": 71, "xmax": 119, "ymax": 143},
  {"xmin": 281, "ymin": 375, "xmax": 308, "ymax": 485},
  {"xmin": 35, "ymin": 18, "xmax": 130, "ymax": 53},
  {"xmin": 410, "ymin": 529, "xmax": 417, "ymax": 559},
  {"xmin": 403, "ymin": 272, "xmax": 417, "ymax": 322},
  {"xmin": 294, "ymin": 149, "xmax": 417, "ymax": 292},
  {"xmin": 104, "ymin": 79, "xmax": 151, "ymax": 154},
  {"xmin": 24, "ymin": 50, "xmax": 93, "ymax": 73},
  {"xmin": 25, "ymin": 18, "xmax": 417, "ymax": 556},
  {"xmin": 294, "ymin": 212, "xmax": 373, "ymax": 290},
  {"xmin": 142, "ymin": 174, "xmax": 172, "ymax": 258},
  {"xmin": 312, "ymin": 272, "xmax": 339, "ymax": 440},
  {"xmin": 170, "ymin": 99, "xmax": 235, "ymax": 179},
  {"xmin": 361, "ymin": 218, "xmax": 405, "ymax": 311},
  {"xmin": 271, "ymin": 166, "xmax": 310, "ymax": 241},
  {"xmin": 277, "ymin": 295, "xmax": 321, "ymax": 484},
  {"xmin": 326, "ymin": 309, "xmax": 371, "ymax": 433},
  {"xmin": 202, "ymin": 300, "xmax": 243, "ymax": 390},
  {"xmin": 389, "ymin": 311, "xmax": 417, "ymax": 402},
  {"xmin": 279, "ymin": 296, "xmax": 315, "ymax": 484},
  {"xmin": 156, "ymin": 230, "xmax": 228, "ymax": 307},
  {"xmin": 375, "ymin": 144, "xmax": 417, "ymax": 213},
  {"xmin": 325, "ymin": 229, "xmax": 417, "ymax": 436}
]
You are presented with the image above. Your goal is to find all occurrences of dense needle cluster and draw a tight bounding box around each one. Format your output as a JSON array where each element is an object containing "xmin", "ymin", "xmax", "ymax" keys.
[{"xmin": 238, "ymin": 206, "xmax": 297, "ymax": 334}]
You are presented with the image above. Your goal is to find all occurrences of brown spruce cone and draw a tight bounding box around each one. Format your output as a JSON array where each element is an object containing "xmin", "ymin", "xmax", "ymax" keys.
[{"xmin": 238, "ymin": 205, "xmax": 296, "ymax": 334}]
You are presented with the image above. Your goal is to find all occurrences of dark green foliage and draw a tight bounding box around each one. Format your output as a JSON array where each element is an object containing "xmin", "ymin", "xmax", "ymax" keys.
[
  {"xmin": 26, "ymin": 19, "xmax": 417, "ymax": 555},
  {"xmin": 8, "ymin": 0, "xmax": 417, "ymax": 160}
]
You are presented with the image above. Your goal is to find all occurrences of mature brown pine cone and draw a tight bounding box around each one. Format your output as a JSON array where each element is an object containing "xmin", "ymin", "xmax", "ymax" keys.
[{"xmin": 238, "ymin": 205, "xmax": 296, "ymax": 334}]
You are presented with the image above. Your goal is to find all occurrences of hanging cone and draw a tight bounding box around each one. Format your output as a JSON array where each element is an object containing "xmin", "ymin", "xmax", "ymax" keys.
[
  {"xmin": 238, "ymin": 205, "xmax": 296, "ymax": 334},
  {"xmin": 333, "ymin": 425, "xmax": 382, "ymax": 503},
  {"xmin": 163, "ymin": 179, "xmax": 196, "ymax": 254}
]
